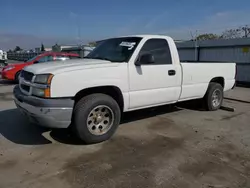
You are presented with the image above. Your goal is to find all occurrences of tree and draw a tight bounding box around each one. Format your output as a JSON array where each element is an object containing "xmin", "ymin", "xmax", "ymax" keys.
[
  {"xmin": 52, "ymin": 43, "xmax": 61, "ymax": 52},
  {"xmin": 221, "ymin": 28, "xmax": 241, "ymax": 39},
  {"xmin": 196, "ymin": 33, "xmax": 219, "ymax": 41},
  {"xmin": 221, "ymin": 25, "xmax": 250, "ymax": 39},
  {"xmin": 41, "ymin": 43, "xmax": 45, "ymax": 52},
  {"xmin": 241, "ymin": 25, "xmax": 250, "ymax": 38},
  {"xmin": 88, "ymin": 42, "xmax": 97, "ymax": 47},
  {"xmin": 14, "ymin": 46, "xmax": 22, "ymax": 52}
]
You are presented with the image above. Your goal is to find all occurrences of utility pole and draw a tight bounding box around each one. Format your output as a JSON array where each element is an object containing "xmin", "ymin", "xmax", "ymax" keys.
[
  {"xmin": 72, "ymin": 13, "xmax": 81, "ymax": 46},
  {"xmin": 77, "ymin": 21, "xmax": 81, "ymax": 45},
  {"xmin": 190, "ymin": 30, "xmax": 198, "ymax": 61},
  {"xmin": 194, "ymin": 30, "xmax": 198, "ymax": 61}
]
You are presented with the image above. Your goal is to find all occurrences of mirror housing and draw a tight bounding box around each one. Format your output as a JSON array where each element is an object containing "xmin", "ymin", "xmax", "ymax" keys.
[
  {"xmin": 135, "ymin": 53, "xmax": 154, "ymax": 66},
  {"xmin": 33, "ymin": 61, "xmax": 39, "ymax": 64}
]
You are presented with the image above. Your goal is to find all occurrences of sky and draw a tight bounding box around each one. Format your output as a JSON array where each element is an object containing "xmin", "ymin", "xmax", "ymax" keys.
[{"xmin": 1, "ymin": 0, "xmax": 250, "ymax": 50}]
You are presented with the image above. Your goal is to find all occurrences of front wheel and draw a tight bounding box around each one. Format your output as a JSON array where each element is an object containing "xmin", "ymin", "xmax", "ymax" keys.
[
  {"xmin": 73, "ymin": 94, "xmax": 121, "ymax": 144},
  {"xmin": 204, "ymin": 82, "xmax": 224, "ymax": 111}
]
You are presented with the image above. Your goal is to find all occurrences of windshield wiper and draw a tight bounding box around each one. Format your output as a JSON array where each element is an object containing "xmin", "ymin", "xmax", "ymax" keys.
[{"xmin": 87, "ymin": 57, "xmax": 114, "ymax": 62}]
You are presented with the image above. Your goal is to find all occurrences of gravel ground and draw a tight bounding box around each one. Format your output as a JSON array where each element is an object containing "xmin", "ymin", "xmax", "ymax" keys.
[{"xmin": 0, "ymin": 82, "xmax": 250, "ymax": 188}]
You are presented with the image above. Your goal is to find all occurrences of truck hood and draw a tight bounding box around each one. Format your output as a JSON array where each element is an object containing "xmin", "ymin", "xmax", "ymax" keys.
[{"xmin": 24, "ymin": 59, "xmax": 121, "ymax": 75}]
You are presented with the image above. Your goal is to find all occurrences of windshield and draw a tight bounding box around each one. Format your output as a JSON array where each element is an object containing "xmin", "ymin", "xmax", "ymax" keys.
[{"xmin": 86, "ymin": 37, "xmax": 142, "ymax": 62}]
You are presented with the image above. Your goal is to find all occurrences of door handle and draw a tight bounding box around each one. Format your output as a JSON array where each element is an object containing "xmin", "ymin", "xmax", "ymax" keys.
[{"xmin": 168, "ymin": 70, "xmax": 176, "ymax": 76}]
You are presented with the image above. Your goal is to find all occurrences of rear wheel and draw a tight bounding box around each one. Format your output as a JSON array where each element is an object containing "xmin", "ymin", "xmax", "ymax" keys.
[
  {"xmin": 73, "ymin": 94, "xmax": 121, "ymax": 144},
  {"xmin": 204, "ymin": 82, "xmax": 223, "ymax": 111}
]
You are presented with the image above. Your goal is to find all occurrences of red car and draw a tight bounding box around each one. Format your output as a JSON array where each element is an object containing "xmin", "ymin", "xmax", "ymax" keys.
[{"xmin": 1, "ymin": 52, "xmax": 79, "ymax": 82}]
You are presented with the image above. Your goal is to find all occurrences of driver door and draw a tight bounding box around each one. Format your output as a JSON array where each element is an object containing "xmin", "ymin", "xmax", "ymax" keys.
[{"xmin": 128, "ymin": 38, "xmax": 181, "ymax": 109}]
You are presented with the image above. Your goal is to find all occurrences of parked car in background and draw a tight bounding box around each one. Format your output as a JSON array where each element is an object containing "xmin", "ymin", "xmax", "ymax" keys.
[
  {"xmin": 1, "ymin": 52, "xmax": 79, "ymax": 82},
  {"xmin": 14, "ymin": 35, "xmax": 236, "ymax": 144}
]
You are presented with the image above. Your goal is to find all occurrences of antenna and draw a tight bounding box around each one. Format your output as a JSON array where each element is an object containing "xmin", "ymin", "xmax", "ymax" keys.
[
  {"xmin": 77, "ymin": 22, "xmax": 81, "ymax": 45},
  {"xmin": 190, "ymin": 30, "xmax": 199, "ymax": 61}
]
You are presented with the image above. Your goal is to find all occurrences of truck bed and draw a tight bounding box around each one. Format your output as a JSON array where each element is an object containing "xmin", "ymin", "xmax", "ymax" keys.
[{"xmin": 178, "ymin": 62, "xmax": 236, "ymax": 101}]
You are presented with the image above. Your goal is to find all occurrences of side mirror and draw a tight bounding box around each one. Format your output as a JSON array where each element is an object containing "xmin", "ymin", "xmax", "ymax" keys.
[
  {"xmin": 33, "ymin": 61, "xmax": 39, "ymax": 64},
  {"xmin": 135, "ymin": 53, "xmax": 154, "ymax": 66}
]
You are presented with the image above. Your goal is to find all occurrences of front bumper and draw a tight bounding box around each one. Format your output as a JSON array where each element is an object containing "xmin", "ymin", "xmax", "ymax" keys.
[
  {"xmin": 1, "ymin": 71, "xmax": 7, "ymax": 79},
  {"xmin": 13, "ymin": 85, "xmax": 74, "ymax": 128}
]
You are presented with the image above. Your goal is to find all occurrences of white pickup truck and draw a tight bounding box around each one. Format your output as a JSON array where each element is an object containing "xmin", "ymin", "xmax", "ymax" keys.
[{"xmin": 14, "ymin": 35, "xmax": 236, "ymax": 144}]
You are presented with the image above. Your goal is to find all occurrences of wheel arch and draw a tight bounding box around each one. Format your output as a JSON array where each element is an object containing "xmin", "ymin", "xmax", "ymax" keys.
[
  {"xmin": 209, "ymin": 77, "xmax": 225, "ymax": 88},
  {"xmin": 73, "ymin": 86, "xmax": 124, "ymax": 112},
  {"xmin": 15, "ymin": 70, "xmax": 22, "ymax": 82}
]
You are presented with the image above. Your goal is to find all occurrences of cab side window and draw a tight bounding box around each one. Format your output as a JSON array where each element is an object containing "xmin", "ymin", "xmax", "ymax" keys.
[{"xmin": 138, "ymin": 39, "xmax": 172, "ymax": 65}]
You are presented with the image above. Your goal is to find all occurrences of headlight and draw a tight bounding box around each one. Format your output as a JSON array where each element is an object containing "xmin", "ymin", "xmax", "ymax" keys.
[
  {"xmin": 4, "ymin": 66, "xmax": 15, "ymax": 71},
  {"xmin": 32, "ymin": 74, "xmax": 53, "ymax": 98},
  {"xmin": 32, "ymin": 88, "xmax": 45, "ymax": 97},
  {"xmin": 34, "ymin": 74, "xmax": 53, "ymax": 84},
  {"xmin": 32, "ymin": 87, "xmax": 51, "ymax": 98}
]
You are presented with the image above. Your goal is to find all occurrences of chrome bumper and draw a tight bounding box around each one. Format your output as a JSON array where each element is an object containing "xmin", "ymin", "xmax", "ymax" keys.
[{"xmin": 13, "ymin": 86, "xmax": 73, "ymax": 128}]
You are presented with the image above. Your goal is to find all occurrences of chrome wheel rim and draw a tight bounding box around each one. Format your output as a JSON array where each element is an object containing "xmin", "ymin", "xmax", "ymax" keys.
[
  {"xmin": 212, "ymin": 89, "xmax": 222, "ymax": 108},
  {"xmin": 87, "ymin": 105, "xmax": 114, "ymax": 136}
]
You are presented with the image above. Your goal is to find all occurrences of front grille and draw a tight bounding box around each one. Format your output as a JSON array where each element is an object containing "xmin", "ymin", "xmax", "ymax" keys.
[
  {"xmin": 20, "ymin": 84, "xmax": 30, "ymax": 92},
  {"xmin": 21, "ymin": 70, "xmax": 34, "ymax": 82}
]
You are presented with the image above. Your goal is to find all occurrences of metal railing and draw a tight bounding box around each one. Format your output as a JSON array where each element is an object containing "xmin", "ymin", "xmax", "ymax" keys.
[
  {"xmin": 6, "ymin": 46, "xmax": 95, "ymax": 61},
  {"xmin": 7, "ymin": 52, "xmax": 41, "ymax": 61}
]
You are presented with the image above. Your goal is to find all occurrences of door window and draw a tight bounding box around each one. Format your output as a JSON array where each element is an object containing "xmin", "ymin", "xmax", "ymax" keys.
[
  {"xmin": 138, "ymin": 39, "xmax": 172, "ymax": 65},
  {"xmin": 37, "ymin": 55, "xmax": 53, "ymax": 63}
]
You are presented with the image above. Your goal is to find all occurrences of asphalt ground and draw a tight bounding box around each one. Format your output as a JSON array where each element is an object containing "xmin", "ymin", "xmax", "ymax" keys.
[{"xmin": 0, "ymin": 72, "xmax": 250, "ymax": 187}]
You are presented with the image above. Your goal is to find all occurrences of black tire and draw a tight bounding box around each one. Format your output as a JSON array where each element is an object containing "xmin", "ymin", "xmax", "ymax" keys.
[
  {"xmin": 73, "ymin": 94, "xmax": 121, "ymax": 144},
  {"xmin": 204, "ymin": 82, "xmax": 224, "ymax": 111},
  {"xmin": 15, "ymin": 71, "xmax": 21, "ymax": 83}
]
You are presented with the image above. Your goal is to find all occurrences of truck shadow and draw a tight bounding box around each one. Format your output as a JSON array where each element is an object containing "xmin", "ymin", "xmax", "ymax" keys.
[
  {"xmin": 121, "ymin": 105, "xmax": 181, "ymax": 124},
  {"xmin": 0, "ymin": 79, "xmax": 16, "ymax": 85},
  {"xmin": 0, "ymin": 109, "xmax": 52, "ymax": 145},
  {"xmin": 49, "ymin": 105, "xmax": 183, "ymax": 145},
  {"xmin": 0, "ymin": 100, "xmax": 205, "ymax": 146},
  {"xmin": 50, "ymin": 100, "xmax": 206, "ymax": 145},
  {"xmin": 177, "ymin": 99, "xmax": 206, "ymax": 111}
]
